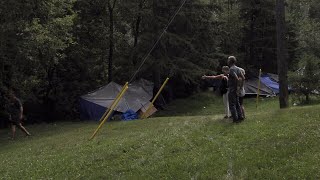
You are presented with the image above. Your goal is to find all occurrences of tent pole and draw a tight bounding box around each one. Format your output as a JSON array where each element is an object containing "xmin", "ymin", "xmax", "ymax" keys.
[
  {"xmin": 256, "ymin": 69, "xmax": 262, "ymax": 108},
  {"xmin": 142, "ymin": 77, "xmax": 169, "ymax": 118},
  {"xmin": 90, "ymin": 85, "xmax": 129, "ymax": 140},
  {"xmin": 99, "ymin": 82, "xmax": 128, "ymax": 122}
]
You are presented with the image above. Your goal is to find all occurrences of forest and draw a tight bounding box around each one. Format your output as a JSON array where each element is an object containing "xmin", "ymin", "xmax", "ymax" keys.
[{"xmin": 1, "ymin": 0, "xmax": 320, "ymax": 122}]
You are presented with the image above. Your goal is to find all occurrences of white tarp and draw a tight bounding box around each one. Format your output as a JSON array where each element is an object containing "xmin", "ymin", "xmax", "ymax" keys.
[{"xmin": 81, "ymin": 79, "xmax": 155, "ymax": 113}]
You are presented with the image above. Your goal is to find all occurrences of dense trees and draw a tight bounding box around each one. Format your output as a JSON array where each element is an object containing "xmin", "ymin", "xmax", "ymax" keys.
[
  {"xmin": 0, "ymin": 0, "xmax": 319, "ymax": 122},
  {"xmin": 287, "ymin": 0, "xmax": 320, "ymax": 104},
  {"xmin": 240, "ymin": 0, "xmax": 278, "ymax": 71}
]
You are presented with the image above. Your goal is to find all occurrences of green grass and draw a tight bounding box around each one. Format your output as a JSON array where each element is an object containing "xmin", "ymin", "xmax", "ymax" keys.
[
  {"xmin": 0, "ymin": 92, "xmax": 320, "ymax": 179},
  {"xmin": 155, "ymin": 92, "xmax": 279, "ymax": 117}
]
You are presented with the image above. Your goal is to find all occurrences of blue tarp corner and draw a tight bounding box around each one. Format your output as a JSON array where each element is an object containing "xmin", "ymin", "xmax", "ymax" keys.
[
  {"xmin": 79, "ymin": 98, "xmax": 106, "ymax": 121},
  {"xmin": 260, "ymin": 76, "xmax": 280, "ymax": 94}
]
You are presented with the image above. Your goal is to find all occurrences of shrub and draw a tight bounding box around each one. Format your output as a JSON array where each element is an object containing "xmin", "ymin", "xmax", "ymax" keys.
[{"xmin": 289, "ymin": 54, "xmax": 320, "ymax": 104}]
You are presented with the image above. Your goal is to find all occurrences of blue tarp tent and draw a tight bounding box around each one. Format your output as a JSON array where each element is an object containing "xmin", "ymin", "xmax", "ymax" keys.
[
  {"xmin": 79, "ymin": 79, "xmax": 155, "ymax": 121},
  {"xmin": 244, "ymin": 78, "xmax": 276, "ymax": 96},
  {"xmin": 243, "ymin": 73, "xmax": 280, "ymax": 96}
]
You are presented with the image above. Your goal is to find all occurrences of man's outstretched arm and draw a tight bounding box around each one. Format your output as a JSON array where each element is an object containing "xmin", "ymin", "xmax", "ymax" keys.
[{"xmin": 202, "ymin": 74, "xmax": 228, "ymax": 80}]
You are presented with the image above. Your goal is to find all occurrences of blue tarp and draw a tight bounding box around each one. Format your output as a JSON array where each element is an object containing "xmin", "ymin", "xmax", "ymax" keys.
[
  {"xmin": 260, "ymin": 75, "xmax": 279, "ymax": 94},
  {"xmin": 122, "ymin": 109, "xmax": 139, "ymax": 121}
]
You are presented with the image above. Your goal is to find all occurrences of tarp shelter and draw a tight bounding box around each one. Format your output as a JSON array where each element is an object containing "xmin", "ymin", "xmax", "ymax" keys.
[
  {"xmin": 244, "ymin": 78, "xmax": 276, "ymax": 96},
  {"xmin": 80, "ymin": 79, "xmax": 156, "ymax": 121},
  {"xmin": 244, "ymin": 73, "xmax": 280, "ymax": 96}
]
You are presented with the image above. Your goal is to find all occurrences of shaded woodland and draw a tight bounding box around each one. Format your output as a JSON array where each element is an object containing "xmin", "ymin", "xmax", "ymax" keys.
[{"xmin": 0, "ymin": 0, "xmax": 319, "ymax": 122}]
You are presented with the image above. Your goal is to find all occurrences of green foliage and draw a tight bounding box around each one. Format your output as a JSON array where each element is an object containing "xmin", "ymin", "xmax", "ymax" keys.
[
  {"xmin": 289, "ymin": 54, "xmax": 320, "ymax": 104},
  {"xmin": 0, "ymin": 0, "xmax": 77, "ymax": 121},
  {"xmin": 239, "ymin": 0, "xmax": 277, "ymax": 71},
  {"xmin": 129, "ymin": 0, "xmax": 226, "ymax": 97},
  {"xmin": 287, "ymin": 1, "xmax": 320, "ymax": 104},
  {"xmin": 23, "ymin": 0, "xmax": 76, "ymax": 120},
  {"xmin": 0, "ymin": 0, "xmax": 319, "ymax": 121},
  {"xmin": 287, "ymin": 0, "xmax": 320, "ymax": 66}
]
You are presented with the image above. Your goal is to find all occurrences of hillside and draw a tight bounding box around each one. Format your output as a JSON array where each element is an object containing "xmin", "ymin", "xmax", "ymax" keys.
[{"xmin": 0, "ymin": 93, "xmax": 319, "ymax": 179}]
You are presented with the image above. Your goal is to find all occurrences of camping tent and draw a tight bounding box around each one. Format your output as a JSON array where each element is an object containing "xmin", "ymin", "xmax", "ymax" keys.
[{"xmin": 80, "ymin": 79, "xmax": 155, "ymax": 121}]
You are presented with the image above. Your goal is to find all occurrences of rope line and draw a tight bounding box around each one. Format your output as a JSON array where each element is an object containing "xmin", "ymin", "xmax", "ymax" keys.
[{"xmin": 129, "ymin": 0, "xmax": 187, "ymax": 83}]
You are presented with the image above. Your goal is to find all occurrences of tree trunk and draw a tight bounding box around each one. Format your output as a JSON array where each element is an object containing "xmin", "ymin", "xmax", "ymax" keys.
[
  {"xmin": 45, "ymin": 66, "xmax": 55, "ymax": 122},
  {"xmin": 108, "ymin": 0, "xmax": 117, "ymax": 83},
  {"xmin": 151, "ymin": 0, "xmax": 163, "ymax": 107},
  {"xmin": 131, "ymin": 0, "xmax": 144, "ymax": 66},
  {"xmin": 249, "ymin": 8, "xmax": 255, "ymax": 65},
  {"xmin": 276, "ymin": 0, "xmax": 289, "ymax": 108},
  {"xmin": 133, "ymin": 1, "xmax": 143, "ymax": 48},
  {"xmin": 0, "ymin": 58, "xmax": 3, "ymax": 86},
  {"xmin": 152, "ymin": 0, "xmax": 160, "ymax": 88},
  {"xmin": 305, "ymin": 93, "xmax": 310, "ymax": 103}
]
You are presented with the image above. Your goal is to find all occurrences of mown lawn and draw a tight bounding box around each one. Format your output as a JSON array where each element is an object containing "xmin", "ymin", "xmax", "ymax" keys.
[{"xmin": 0, "ymin": 92, "xmax": 319, "ymax": 179}]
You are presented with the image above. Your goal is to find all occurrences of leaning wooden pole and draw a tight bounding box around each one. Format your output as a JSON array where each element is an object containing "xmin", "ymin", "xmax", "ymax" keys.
[
  {"xmin": 99, "ymin": 82, "xmax": 128, "ymax": 122},
  {"xmin": 142, "ymin": 77, "xmax": 169, "ymax": 118},
  {"xmin": 90, "ymin": 85, "xmax": 129, "ymax": 140}
]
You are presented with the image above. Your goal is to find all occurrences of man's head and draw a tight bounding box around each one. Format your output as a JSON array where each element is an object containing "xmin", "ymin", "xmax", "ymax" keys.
[
  {"xmin": 222, "ymin": 66, "xmax": 229, "ymax": 75},
  {"xmin": 228, "ymin": 56, "xmax": 237, "ymax": 66}
]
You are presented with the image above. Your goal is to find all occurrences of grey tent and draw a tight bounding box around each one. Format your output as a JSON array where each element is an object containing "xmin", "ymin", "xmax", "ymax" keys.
[
  {"xmin": 80, "ymin": 79, "xmax": 156, "ymax": 120},
  {"xmin": 244, "ymin": 73, "xmax": 280, "ymax": 96}
]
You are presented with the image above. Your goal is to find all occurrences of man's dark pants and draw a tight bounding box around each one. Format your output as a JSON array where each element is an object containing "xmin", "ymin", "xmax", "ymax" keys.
[{"xmin": 228, "ymin": 90, "xmax": 243, "ymax": 122}]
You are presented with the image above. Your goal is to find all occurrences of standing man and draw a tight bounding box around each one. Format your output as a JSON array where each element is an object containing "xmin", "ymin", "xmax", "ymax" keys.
[
  {"xmin": 202, "ymin": 66, "xmax": 231, "ymax": 119},
  {"xmin": 237, "ymin": 68, "xmax": 246, "ymax": 119},
  {"xmin": 227, "ymin": 56, "xmax": 245, "ymax": 123},
  {"xmin": 7, "ymin": 90, "xmax": 31, "ymax": 139}
]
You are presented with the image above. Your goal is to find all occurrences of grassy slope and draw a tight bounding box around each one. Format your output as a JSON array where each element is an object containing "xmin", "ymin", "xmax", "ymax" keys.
[{"xmin": 0, "ymin": 92, "xmax": 319, "ymax": 179}]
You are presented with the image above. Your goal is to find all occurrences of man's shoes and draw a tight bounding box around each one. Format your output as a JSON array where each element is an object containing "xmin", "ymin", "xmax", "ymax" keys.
[
  {"xmin": 224, "ymin": 116, "xmax": 229, "ymax": 119},
  {"xmin": 233, "ymin": 118, "xmax": 244, "ymax": 123}
]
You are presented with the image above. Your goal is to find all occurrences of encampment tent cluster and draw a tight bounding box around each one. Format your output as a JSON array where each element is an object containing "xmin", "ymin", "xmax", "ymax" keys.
[
  {"xmin": 80, "ymin": 73, "xmax": 281, "ymax": 121},
  {"xmin": 80, "ymin": 79, "xmax": 157, "ymax": 121}
]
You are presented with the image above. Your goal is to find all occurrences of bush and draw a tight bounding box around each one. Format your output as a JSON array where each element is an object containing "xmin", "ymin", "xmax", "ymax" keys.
[{"xmin": 289, "ymin": 54, "xmax": 320, "ymax": 104}]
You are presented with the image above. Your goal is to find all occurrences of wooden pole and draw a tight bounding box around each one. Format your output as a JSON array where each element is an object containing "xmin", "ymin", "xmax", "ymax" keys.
[
  {"xmin": 256, "ymin": 69, "xmax": 262, "ymax": 108},
  {"xmin": 99, "ymin": 82, "xmax": 128, "ymax": 122},
  {"xmin": 90, "ymin": 85, "xmax": 129, "ymax": 140},
  {"xmin": 142, "ymin": 77, "xmax": 169, "ymax": 118}
]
